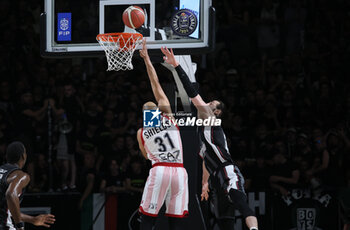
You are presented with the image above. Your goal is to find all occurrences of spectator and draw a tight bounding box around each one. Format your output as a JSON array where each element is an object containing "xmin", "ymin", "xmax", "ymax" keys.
[
  {"xmin": 27, "ymin": 153, "xmax": 49, "ymax": 192},
  {"xmin": 110, "ymin": 136, "xmax": 126, "ymax": 164},
  {"xmin": 249, "ymin": 155, "xmax": 272, "ymax": 191},
  {"xmin": 76, "ymin": 120, "xmax": 99, "ymax": 162},
  {"xmin": 0, "ymin": 139, "xmax": 6, "ymax": 165},
  {"xmin": 269, "ymin": 152, "xmax": 300, "ymax": 196},
  {"xmin": 285, "ymin": 127, "xmax": 297, "ymax": 158},
  {"xmin": 78, "ymin": 152, "xmax": 97, "ymax": 210},
  {"xmin": 293, "ymin": 133, "xmax": 313, "ymax": 164},
  {"xmin": 284, "ymin": 0, "xmax": 307, "ymax": 54},
  {"xmin": 54, "ymin": 110, "xmax": 76, "ymax": 191},
  {"xmin": 312, "ymin": 131, "xmax": 349, "ymax": 191},
  {"xmin": 99, "ymin": 159, "xmax": 126, "ymax": 193},
  {"xmin": 96, "ymin": 109, "xmax": 117, "ymax": 172},
  {"xmin": 51, "ymin": 83, "xmax": 82, "ymax": 191},
  {"xmin": 256, "ymin": 0, "xmax": 281, "ymax": 58},
  {"xmin": 339, "ymin": 170, "xmax": 350, "ymax": 230},
  {"xmin": 125, "ymin": 157, "xmax": 147, "ymax": 194},
  {"xmin": 0, "ymin": 111, "xmax": 12, "ymax": 145},
  {"xmin": 125, "ymin": 157, "xmax": 147, "ymax": 227},
  {"xmin": 16, "ymin": 91, "xmax": 48, "ymax": 154}
]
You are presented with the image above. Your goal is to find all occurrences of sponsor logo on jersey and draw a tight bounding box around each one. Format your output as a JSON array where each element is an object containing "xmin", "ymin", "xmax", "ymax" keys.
[
  {"xmin": 171, "ymin": 9, "xmax": 198, "ymax": 36},
  {"xmin": 159, "ymin": 150, "xmax": 180, "ymax": 162}
]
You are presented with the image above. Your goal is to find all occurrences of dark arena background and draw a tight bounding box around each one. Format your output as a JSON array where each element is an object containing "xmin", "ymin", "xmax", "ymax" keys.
[{"xmin": 1, "ymin": 0, "xmax": 350, "ymax": 230}]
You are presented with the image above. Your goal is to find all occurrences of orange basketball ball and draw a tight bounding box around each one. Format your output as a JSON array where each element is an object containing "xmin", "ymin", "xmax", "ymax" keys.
[{"xmin": 122, "ymin": 6, "xmax": 145, "ymax": 29}]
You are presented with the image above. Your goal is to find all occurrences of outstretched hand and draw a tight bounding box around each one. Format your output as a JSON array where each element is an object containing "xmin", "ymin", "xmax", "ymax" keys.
[
  {"xmin": 160, "ymin": 47, "xmax": 179, "ymax": 67},
  {"xmin": 139, "ymin": 38, "xmax": 149, "ymax": 59},
  {"xmin": 201, "ymin": 182, "xmax": 209, "ymax": 201},
  {"xmin": 33, "ymin": 214, "xmax": 56, "ymax": 228}
]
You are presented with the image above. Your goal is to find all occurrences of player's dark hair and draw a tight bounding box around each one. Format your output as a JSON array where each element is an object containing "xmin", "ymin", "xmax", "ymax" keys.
[
  {"xmin": 216, "ymin": 100, "xmax": 225, "ymax": 118},
  {"xmin": 6, "ymin": 141, "xmax": 26, "ymax": 164}
]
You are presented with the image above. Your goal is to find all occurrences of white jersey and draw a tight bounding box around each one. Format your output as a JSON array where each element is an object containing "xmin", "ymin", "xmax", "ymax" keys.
[{"xmin": 141, "ymin": 115, "xmax": 183, "ymax": 165}]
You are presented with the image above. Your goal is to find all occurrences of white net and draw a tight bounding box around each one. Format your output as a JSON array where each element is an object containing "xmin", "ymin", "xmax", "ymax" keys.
[{"xmin": 96, "ymin": 33, "xmax": 143, "ymax": 71}]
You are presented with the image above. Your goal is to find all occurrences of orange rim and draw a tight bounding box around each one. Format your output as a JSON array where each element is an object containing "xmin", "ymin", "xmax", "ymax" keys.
[
  {"xmin": 96, "ymin": 33, "xmax": 143, "ymax": 42},
  {"xmin": 97, "ymin": 33, "xmax": 143, "ymax": 51}
]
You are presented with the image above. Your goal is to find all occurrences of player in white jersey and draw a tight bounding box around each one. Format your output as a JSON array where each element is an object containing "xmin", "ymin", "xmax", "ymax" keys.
[{"xmin": 136, "ymin": 39, "xmax": 188, "ymax": 230}]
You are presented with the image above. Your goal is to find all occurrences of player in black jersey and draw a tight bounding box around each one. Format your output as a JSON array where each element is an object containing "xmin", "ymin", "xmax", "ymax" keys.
[
  {"xmin": 161, "ymin": 47, "xmax": 259, "ymax": 230},
  {"xmin": 0, "ymin": 142, "xmax": 55, "ymax": 230}
]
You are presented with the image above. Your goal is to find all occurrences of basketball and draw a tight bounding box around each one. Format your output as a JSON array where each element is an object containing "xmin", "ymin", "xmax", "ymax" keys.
[{"xmin": 122, "ymin": 6, "xmax": 145, "ymax": 29}]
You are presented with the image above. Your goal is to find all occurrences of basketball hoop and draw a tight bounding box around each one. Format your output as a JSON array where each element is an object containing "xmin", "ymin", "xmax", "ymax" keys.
[{"xmin": 96, "ymin": 33, "xmax": 143, "ymax": 71}]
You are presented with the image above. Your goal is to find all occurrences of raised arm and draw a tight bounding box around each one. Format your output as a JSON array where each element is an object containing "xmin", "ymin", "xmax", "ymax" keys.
[
  {"xmin": 160, "ymin": 47, "xmax": 213, "ymax": 119},
  {"xmin": 22, "ymin": 99, "xmax": 49, "ymax": 121},
  {"xmin": 140, "ymin": 39, "xmax": 172, "ymax": 115}
]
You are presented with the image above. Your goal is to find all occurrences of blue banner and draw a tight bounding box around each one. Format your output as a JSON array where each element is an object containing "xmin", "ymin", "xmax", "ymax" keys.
[{"xmin": 57, "ymin": 13, "xmax": 71, "ymax": 41}]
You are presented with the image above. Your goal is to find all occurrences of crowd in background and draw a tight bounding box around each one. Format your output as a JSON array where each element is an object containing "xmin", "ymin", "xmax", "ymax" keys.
[{"xmin": 1, "ymin": 0, "xmax": 350, "ymax": 228}]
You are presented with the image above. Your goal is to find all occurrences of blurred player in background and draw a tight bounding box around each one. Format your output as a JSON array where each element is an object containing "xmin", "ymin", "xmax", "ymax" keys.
[
  {"xmin": 161, "ymin": 47, "xmax": 259, "ymax": 230},
  {"xmin": 136, "ymin": 39, "xmax": 188, "ymax": 230},
  {"xmin": 0, "ymin": 141, "xmax": 55, "ymax": 230}
]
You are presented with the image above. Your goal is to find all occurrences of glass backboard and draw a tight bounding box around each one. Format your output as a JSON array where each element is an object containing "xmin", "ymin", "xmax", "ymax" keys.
[{"xmin": 40, "ymin": 0, "xmax": 215, "ymax": 57}]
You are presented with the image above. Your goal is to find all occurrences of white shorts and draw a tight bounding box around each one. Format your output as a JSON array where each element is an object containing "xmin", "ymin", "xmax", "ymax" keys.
[{"xmin": 139, "ymin": 163, "xmax": 189, "ymax": 218}]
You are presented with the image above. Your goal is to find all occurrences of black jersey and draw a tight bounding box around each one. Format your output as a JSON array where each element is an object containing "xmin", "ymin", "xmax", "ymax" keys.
[
  {"xmin": 199, "ymin": 126, "xmax": 245, "ymax": 193},
  {"xmin": 0, "ymin": 164, "xmax": 22, "ymax": 229},
  {"xmin": 199, "ymin": 126, "xmax": 234, "ymax": 174}
]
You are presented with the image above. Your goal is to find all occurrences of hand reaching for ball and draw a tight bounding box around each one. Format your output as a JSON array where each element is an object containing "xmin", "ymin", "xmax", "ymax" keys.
[
  {"xmin": 160, "ymin": 47, "xmax": 179, "ymax": 67},
  {"xmin": 139, "ymin": 39, "xmax": 149, "ymax": 59}
]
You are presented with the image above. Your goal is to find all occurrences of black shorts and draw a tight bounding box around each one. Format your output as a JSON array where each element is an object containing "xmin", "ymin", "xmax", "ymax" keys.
[{"xmin": 212, "ymin": 164, "xmax": 245, "ymax": 194}]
